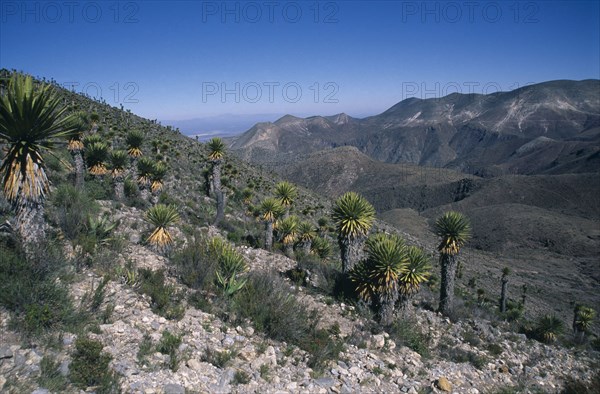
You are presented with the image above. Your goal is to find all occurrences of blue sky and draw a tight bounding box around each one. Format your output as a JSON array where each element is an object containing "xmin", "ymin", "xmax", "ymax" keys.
[{"xmin": 1, "ymin": 0, "xmax": 599, "ymax": 127}]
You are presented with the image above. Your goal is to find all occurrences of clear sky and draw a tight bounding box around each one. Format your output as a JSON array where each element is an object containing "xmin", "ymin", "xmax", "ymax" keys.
[{"xmin": 1, "ymin": 1, "xmax": 599, "ymax": 122}]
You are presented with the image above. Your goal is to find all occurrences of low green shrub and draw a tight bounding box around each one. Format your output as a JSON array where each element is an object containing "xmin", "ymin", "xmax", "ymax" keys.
[
  {"xmin": 387, "ymin": 319, "xmax": 431, "ymax": 358},
  {"xmin": 157, "ymin": 330, "xmax": 182, "ymax": 371},
  {"xmin": 69, "ymin": 337, "xmax": 120, "ymax": 392},
  {"xmin": 137, "ymin": 269, "xmax": 185, "ymax": 320},
  {"xmin": 0, "ymin": 242, "xmax": 85, "ymax": 337}
]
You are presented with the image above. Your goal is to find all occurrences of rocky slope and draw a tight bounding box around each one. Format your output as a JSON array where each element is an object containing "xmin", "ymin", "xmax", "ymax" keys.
[{"xmin": 1, "ymin": 206, "xmax": 598, "ymax": 394}]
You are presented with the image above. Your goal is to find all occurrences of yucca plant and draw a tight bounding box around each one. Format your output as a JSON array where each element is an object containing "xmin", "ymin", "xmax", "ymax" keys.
[
  {"xmin": 259, "ymin": 197, "xmax": 284, "ymax": 251},
  {"xmin": 126, "ymin": 130, "xmax": 144, "ymax": 157},
  {"xmin": 573, "ymin": 305, "xmax": 596, "ymax": 342},
  {"xmin": 433, "ymin": 211, "xmax": 471, "ymax": 315},
  {"xmin": 85, "ymin": 142, "xmax": 109, "ymax": 176},
  {"xmin": 332, "ymin": 192, "xmax": 375, "ymax": 272},
  {"xmin": 499, "ymin": 267, "xmax": 510, "ymax": 313},
  {"xmin": 274, "ymin": 181, "xmax": 298, "ymax": 214},
  {"xmin": 68, "ymin": 111, "xmax": 89, "ymax": 189},
  {"xmin": 207, "ymin": 137, "xmax": 226, "ymax": 225},
  {"xmin": 109, "ymin": 150, "xmax": 128, "ymax": 201},
  {"xmin": 145, "ymin": 204, "xmax": 180, "ymax": 253},
  {"xmin": 350, "ymin": 233, "xmax": 407, "ymax": 324},
  {"xmin": 150, "ymin": 161, "xmax": 167, "ymax": 194},
  {"xmin": 241, "ymin": 188, "xmax": 253, "ymax": 205},
  {"xmin": 311, "ymin": 236, "xmax": 331, "ymax": 259},
  {"xmin": 535, "ymin": 314, "xmax": 564, "ymax": 343},
  {"xmin": 297, "ymin": 221, "xmax": 317, "ymax": 255},
  {"xmin": 86, "ymin": 215, "xmax": 118, "ymax": 250},
  {"xmin": 137, "ymin": 157, "xmax": 154, "ymax": 185},
  {"xmin": 278, "ymin": 215, "xmax": 299, "ymax": 257},
  {"xmin": 0, "ymin": 73, "xmax": 78, "ymax": 253},
  {"xmin": 209, "ymin": 236, "xmax": 248, "ymax": 296},
  {"xmin": 83, "ymin": 134, "xmax": 102, "ymax": 147},
  {"xmin": 398, "ymin": 246, "xmax": 431, "ymax": 311}
]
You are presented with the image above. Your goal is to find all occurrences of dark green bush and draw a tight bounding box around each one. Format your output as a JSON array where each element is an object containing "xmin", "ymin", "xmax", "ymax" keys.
[
  {"xmin": 38, "ymin": 355, "xmax": 69, "ymax": 391},
  {"xmin": 172, "ymin": 237, "xmax": 217, "ymax": 290},
  {"xmin": 69, "ymin": 337, "xmax": 119, "ymax": 392},
  {"xmin": 157, "ymin": 330, "xmax": 182, "ymax": 371},
  {"xmin": 231, "ymin": 272, "xmax": 342, "ymax": 371},
  {"xmin": 137, "ymin": 269, "xmax": 185, "ymax": 320},
  {"xmin": 387, "ymin": 319, "xmax": 431, "ymax": 358},
  {"xmin": 49, "ymin": 184, "xmax": 98, "ymax": 241},
  {"xmin": 0, "ymin": 243, "xmax": 84, "ymax": 337}
]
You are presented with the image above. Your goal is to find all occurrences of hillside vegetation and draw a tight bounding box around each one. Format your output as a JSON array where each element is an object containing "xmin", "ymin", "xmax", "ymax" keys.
[{"xmin": 0, "ymin": 70, "xmax": 598, "ymax": 393}]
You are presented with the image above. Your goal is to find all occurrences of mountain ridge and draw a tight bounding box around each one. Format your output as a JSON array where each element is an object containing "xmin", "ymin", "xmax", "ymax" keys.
[{"xmin": 231, "ymin": 79, "xmax": 600, "ymax": 176}]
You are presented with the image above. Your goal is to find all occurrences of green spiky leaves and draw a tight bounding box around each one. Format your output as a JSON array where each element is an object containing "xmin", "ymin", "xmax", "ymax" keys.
[
  {"xmin": 207, "ymin": 137, "xmax": 225, "ymax": 161},
  {"xmin": 145, "ymin": 204, "xmax": 180, "ymax": 250},
  {"xmin": 0, "ymin": 73, "xmax": 78, "ymax": 205},
  {"xmin": 151, "ymin": 161, "xmax": 167, "ymax": 193},
  {"xmin": 350, "ymin": 233, "xmax": 431, "ymax": 303},
  {"xmin": 126, "ymin": 130, "xmax": 144, "ymax": 157},
  {"xmin": 109, "ymin": 150, "xmax": 128, "ymax": 177},
  {"xmin": 332, "ymin": 192, "xmax": 375, "ymax": 239},
  {"xmin": 400, "ymin": 246, "xmax": 431, "ymax": 296},
  {"xmin": 209, "ymin": 236, "xmax": 248, "ymax": 296},
  {"xmin": 274, "ymin": 181, "xmax": 298, "ymax": 208},
  {"xmin": 574, "ymin": 306, "xmax": 596, "ymax": 333},
  {"xmin": 434, "ymin": 211, "xmax": 471, "ymax": 255},
  {"xmin": 278, "ymin": 215, "xmax": 299, "ymax": 245},
  {"xmin": 297, "ymin": 221, "xmax": 317, "ymax": 243},
  {"xmin": 85, "ymin": 142, "xmax": 109, "ymax": 176},
  {"xmin": 260, "ymin": 197, "xmax": 284, "ymax": 223},
  {"xmin": 137, "ymin": 157, "xmax": 155, "ymax": 186}
]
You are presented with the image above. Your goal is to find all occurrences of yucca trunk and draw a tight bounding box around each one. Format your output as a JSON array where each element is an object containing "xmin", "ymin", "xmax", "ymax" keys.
[
  {"xmin": 212, "ymin": 160, "xmax": 224, "ymax": 225},
  {"xmin": 114, "ymin": 176, "xmax": 125, "ymax": 202},
  {"xmin": 439, "ymin": 253, "xmax": 458, "ymax": 315},
  {"xmin": 339, "ymin": 235, "xmax": 364, "ymax": 273},
  {"xmin": 283, "ymin": 242, "xmax": 294, "ymax": 258},
  {"xmin": 500, "ymin": 276, "xmax": 508, "ymax": 313},
  {"xmin": 15, "ymin": 203, "xmax": 45, "ymax": 259},
  {"xmin": 265, "ymin": 220, "xmax": 274, "ymax": 251},
  {"xmin": 73, "ymin": 151, "xmax": 85, "ymax": 189},
  {"xmin": 301, "ymin": 240, "xmax": 312, "ymax": 255},
  {"xmin": 378, "ymin": 290, "xmax": 399, "ymax": 325},
  {"xmin": 397, "ymin": 294, "xmax": 414, "ymax": 316}
]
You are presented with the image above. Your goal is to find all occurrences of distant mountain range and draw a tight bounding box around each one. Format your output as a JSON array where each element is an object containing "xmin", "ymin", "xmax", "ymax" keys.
[{"xmin": 231, "ymin": 80, "xmax": 600, "ymax": 176}]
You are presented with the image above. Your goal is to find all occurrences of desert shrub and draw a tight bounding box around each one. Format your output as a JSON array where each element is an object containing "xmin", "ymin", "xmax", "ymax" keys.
[
  {"xmin": 387, "ymin": 319, "xmax": 431, "ymax": 358},
  {"xmin": 49, "ymin": 184, "xmax": 98, "ymax": 241},
  {"xmin": 157, "ymin": 330, "xmax": 182, "ymax": 371},
  {"xmin": 231, "ymin": 271, "xmax": 342, "ymax": 371},
  {"xmin": 437, "ymin": 341, "xmax": 489, "ymax": 369},
  {"xmin": 561, "ymin": 371, "xmax": 600, "ymax": 394},
  {"xmin": 296, "ymin": 255, "xmax": 343, "ymax": 296},
  {"xmin": 69, "ymin": 337, "xmax": 120, "ymax": 392},
  {"xmin": 0, "ymin": 242, "xmax": 84, "ymax": 337},
  {"xmin": 84, "ymin": 177, "xmax": 111, "ymax": 200},
  {"xmin": 137, "ymin": 269, "xmax": 185, "ymax": 320},
  {"xmin": 202, "ymin": 346, "xmax": 237, "ymax": 368},
  {"xmin": 232, "ymin": 370, "xmax": 251, "ymax": 385},
  {"xmin": 38, "ymin": 355, "xmax": 69, "ymax": 391},
  {"xmin": 137, "ymin": 334, "xmax": 154, "ymax": 365},
  {"xmin": 172, "ymin": 236, "xmax": 218, "ymax": 290}
]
